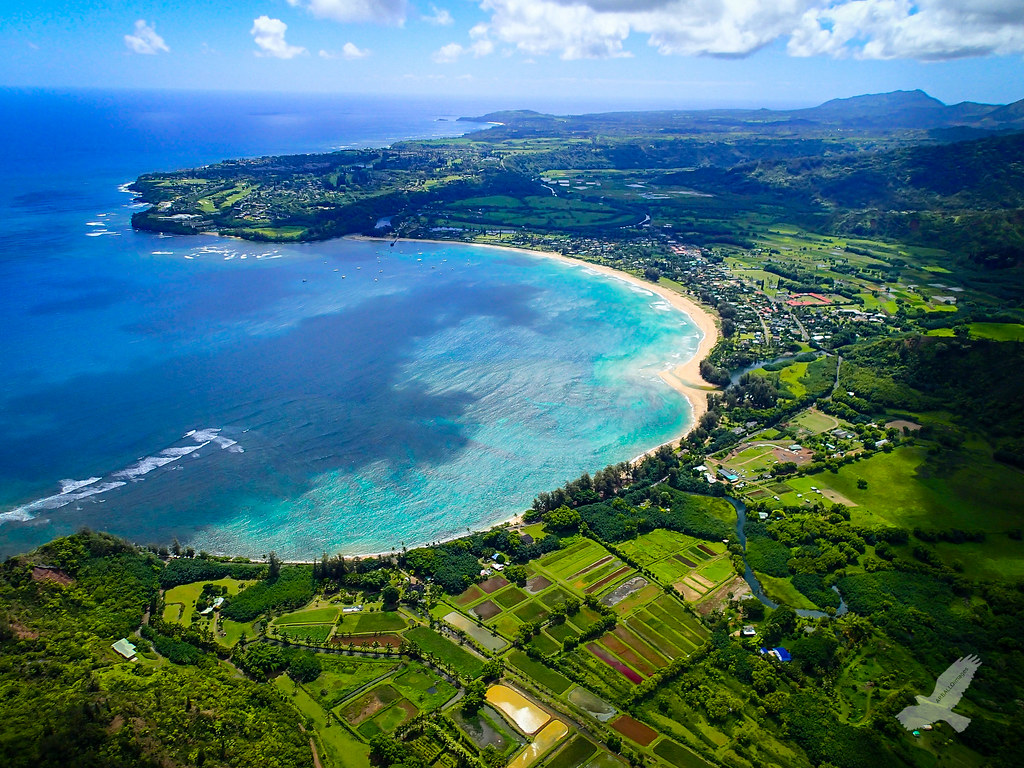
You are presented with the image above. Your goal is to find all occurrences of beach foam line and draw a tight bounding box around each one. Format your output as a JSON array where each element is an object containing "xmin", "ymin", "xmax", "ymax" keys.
[{"xmin": 0, "ymin": 427, "xmax": 244, "ymax": 524}]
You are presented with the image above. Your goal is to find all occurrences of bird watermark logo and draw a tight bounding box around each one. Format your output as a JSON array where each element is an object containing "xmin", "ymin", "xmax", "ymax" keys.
[{"xmin": 897, "ymin": 655, "xmax": 981, "ymax": 733}]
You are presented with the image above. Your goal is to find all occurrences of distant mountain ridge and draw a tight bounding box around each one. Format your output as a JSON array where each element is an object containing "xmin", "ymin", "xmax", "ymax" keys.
[{"xmin": 462, "ymin": 90, "xmax": 1024, "ymax": 135}]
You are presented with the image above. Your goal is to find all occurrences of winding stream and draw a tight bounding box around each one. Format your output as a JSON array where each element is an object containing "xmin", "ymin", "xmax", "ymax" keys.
[{"xmin": 728, "ymin": 496, "xmax": 848, "ymax": 619}]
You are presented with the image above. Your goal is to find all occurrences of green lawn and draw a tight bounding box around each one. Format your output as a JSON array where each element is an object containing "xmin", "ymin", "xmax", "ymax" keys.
[
  {"xmin": 392, "ymin": 663, "xmax": 458, "ymax": 710},
  {"xmin": 278, "ymin": 624, "xmax": 334, "ymax": 644},
  {"xmin": 755, "ymin": 573, "xmax": 817, "ymax": 611},
  {"xmin": 928, "ymin": 322, "xmax": 1024, "ymax": 342},
  {"xmin": 163, "ymin": 577, "xmax": 252, "ymax": 628}
]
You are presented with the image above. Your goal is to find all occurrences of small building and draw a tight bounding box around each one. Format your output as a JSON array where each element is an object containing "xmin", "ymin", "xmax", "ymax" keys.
[
  {"xmin": 741, "ymin": 625, "xmax": 757, "ymax": 637},
  {"xmin": 759, "ymin": 646, "xmax": 792, "ymax": 662},
  {"xmin": 717, "ymin": 468, "xmax": 739, "ymax": 483},
  {"xmin": 112, "ymin": 638, "xmax": 137, "ymax": 660},
  {"xmin": 758, "ymin": 511, "xmax": 769, "ymax": 520},
  {"xmin": 519, "ymin": 533, "xmax": 535, "ymax": 545}
]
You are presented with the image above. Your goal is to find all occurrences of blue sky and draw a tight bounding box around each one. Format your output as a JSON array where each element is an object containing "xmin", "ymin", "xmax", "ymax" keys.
[{"xmin": 3, "ymin": 0, "xmax": 1023, "ymax": 109}]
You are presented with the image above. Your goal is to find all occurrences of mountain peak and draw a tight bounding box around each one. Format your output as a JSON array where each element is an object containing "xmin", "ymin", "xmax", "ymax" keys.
[{"xmin": 815, "ymin": 89, "xmax": 947, "ymax": 112}]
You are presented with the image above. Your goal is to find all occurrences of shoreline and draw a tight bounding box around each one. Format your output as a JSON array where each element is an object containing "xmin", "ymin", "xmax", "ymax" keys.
[{"xmin": 350, "ymin": 235, "xmax": 720, "ymax": 540}]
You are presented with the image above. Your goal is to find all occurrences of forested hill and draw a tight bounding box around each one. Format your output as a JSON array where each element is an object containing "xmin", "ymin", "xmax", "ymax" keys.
[{"xmin": 0, "ymin": 531, "xmax": 310, "ymax": 768}]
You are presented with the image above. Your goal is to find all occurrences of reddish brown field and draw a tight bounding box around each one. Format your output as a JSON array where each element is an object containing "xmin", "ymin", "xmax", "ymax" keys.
[
  {"xmin": 585, "ymin": 566, "xmax": 631, "ymax": 594},
  {"xmin": 456, "ymin": 585, "xmax": 484, "ymax": 606},
  {"xmin": 479, "ymin": 576, "xmax": 510, "ymax": 594},
  {"xmin": 567, "ymin": 555, "xmax": 613, "ymax": 580},
  {"xmin": 599, "ymin": 636, "xmax": 657, "ymax": 677},
  {"xmin": 525, "ymin": 575, "xmax": 552, "ymax": 594},
  {"xmin": 612, "ymin": 625, "xmax": 668, "ymax": 668},
  {"xmin": 331, "ymin": 633, "xmax": 403, "ymax": 649},
  {"xmin": 610, "ymin": 715, "xmax": 658, "ymax": 746},
  {"xmin": 472, "ymin": 600, "xmax": 502, "ymax": 620}
]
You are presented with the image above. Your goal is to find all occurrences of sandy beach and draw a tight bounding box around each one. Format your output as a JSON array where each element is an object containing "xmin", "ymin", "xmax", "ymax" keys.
[{"xmin": 354, "ymin": 236, "xmax": 720, "ymax": 451}]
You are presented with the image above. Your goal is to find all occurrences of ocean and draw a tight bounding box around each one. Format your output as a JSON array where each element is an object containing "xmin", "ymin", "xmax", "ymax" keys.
[{"xmin": 0, "ymin": 89, "xmax": 701, "ymax": 559}]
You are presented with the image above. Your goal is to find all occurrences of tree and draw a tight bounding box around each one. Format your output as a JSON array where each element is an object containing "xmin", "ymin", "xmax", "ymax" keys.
[
  {"xmin": 381, "ymin": 584, "xmax": 400, "ymax": 609},
  {"xmin": 268, "ymin": 551, "xmax": 281, "ymax": 579},
  {"xmin": 462, "ymin": 679, "xmax": 487, "ymax": 715},
  {"xmin": 288, "ymin": 651, "xmax": 322, "ymax": 683}
]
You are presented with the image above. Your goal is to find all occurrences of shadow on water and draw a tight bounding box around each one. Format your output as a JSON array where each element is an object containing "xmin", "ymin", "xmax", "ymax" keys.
[
  {"xmin": 0, "ymin": 277, "xmax": 543, "ymax": 555},
  {"xmin": 728, "ymin": 495, "xmax": 847, "ymax": 619}
]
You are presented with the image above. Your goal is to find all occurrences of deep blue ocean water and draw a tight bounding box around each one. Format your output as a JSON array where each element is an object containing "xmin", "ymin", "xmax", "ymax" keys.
[{"xmin": 0, "ymin": 89, "xmax": 700, "ymax": 558}]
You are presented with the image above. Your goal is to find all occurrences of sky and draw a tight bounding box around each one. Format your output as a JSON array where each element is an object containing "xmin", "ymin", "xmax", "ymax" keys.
[{"xmin": 3, "ymin": 0, "xmax": 1024, "ymax": 109}]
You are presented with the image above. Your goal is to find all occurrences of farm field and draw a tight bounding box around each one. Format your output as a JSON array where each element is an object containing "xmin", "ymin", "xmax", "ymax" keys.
[
  {"xmin": 405, "ymin": 627, "xmax": 485, "ymax": 678},
  {"xmin": 618, "ymin": 529, "xmax": 731, "ymax": 603}
]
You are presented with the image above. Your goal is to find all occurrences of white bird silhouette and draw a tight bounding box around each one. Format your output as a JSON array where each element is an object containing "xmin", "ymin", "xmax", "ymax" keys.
[{"xmin": 897, "ymin": 655, "xmax": 981, "ymax": 733}]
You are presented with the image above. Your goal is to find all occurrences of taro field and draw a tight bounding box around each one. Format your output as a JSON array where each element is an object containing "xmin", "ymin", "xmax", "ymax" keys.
[{"xmin": 618, "ymin": 529, "xmax": 733, "ymax": 603}]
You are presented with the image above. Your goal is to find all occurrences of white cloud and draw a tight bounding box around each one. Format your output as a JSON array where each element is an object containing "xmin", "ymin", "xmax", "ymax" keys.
[
  {"xmin": 433, "ymin": 42, "xmax": 465, "ymax": 62},
  {"xmin": 424, "ymin": 4, "xmax": 454, "ymax": 24},
  {"xmin": 433, "ymin": 25, "xmax": 495, "ymax": 62},
  {"xmin": 320, "ymin": 43, "xmax": 371, "ymax": 59},
  {"xmin": 344, "ymin": 41, "xmax": 371, "ymax": 58},
  {"xmin": 288, "ymin": 0, "xmax": 408, "ymax": 24},
  {"xmin": 251, "ymin": 16, "xmax": 307, "ymax": 59},
  {"xmin": 124, "ymin": 20, "xmax": 169, "ymax": 55},
  {"xmin": 468, "ymin": 0, "xmax": 1024, "ymax": 61}
]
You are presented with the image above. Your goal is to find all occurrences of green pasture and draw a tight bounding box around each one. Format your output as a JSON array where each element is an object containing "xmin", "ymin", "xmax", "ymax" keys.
[
  {"xmin": 162, "ymin": 577, "xmax": 251, "ymax": 628},
  {"xmin": 754, "ymin": 573, "xmax": 817, "ymax": 611},
  {"xmin": 277, "ymin": 624, "xmax": 334, "ymax": 644},
  {"xmin": 787, "ymin": 445, "xmax": 1024, "ymax": 531},
  {"xmin": 392, "ymin": 663, "xmax": 457, "ymax": 710},
  {"xmin": 927, "ymin": 322, "xmax": 1024, "ymax": 342}
]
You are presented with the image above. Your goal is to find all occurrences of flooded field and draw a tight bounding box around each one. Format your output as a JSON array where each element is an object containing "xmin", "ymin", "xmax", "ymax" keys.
[
  {"xmin": 567, "ymin": 687, "xmax": 616, "ymax": 722},
  {"xmin": 507, "ymin": 720, "xmax": 569, "ymax": 768},
  {"xmin": 486, "ymin": 685, "xmax": 550, "ymax": 735},
  {"xmin": 443, "ymin": 611, "xmax": 508, "ymax": 651}
]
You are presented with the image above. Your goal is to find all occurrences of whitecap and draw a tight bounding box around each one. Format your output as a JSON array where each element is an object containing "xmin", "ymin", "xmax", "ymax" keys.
[{"xmin": 59, "ymin": 477, "xmax": 101, "ymax": 494}]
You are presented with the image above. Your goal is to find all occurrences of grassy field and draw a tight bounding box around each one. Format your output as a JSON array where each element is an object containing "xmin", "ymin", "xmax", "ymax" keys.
[
  {"xmin": 755, "ymin": 573, "xmax": 818, "ymax": 611},
  {"xmin": 273, "ymin": 674, "xmax": 371, "ymax": 768},
  {"xmin": 343, "ymin": 611, "xmax": 408, "ymax": 634},
  {"xmin": 392, "ymin": 663, "xmax": 457, "ymax": 710},
  {"xmin": 310, "ymin": 658, "xmax": 401, "ymax": 709},
  {"xmin": 928, "ymin": 322, "xmax": 1024, "ymax": 341},
  {"xmin": 785, "ymin": 445, "xmax": 1024, "ymax": 531},
  {"xmin": 163, "ymin": 577, "xmax": 252, "ymax": 628},
  {"xmin": 405, "ymin": 627, "xmax": 485, "ymax": 679},
  {"xmin": 507, "ymin": 650, "xmax": 573, "ymax": 694},
  {"xmin": 278, "ymin": 624, "xmax": 334, "ymax": 643},
  {"xmin": 276, "ymin": 606, "xmax": 340, "ymax": 625}
]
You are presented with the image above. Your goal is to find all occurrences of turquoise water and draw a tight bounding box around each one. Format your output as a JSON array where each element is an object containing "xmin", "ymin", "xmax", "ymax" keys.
[{"xmin": 0, "ymin": 90, "xmax": 700, "ymax": 558}]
